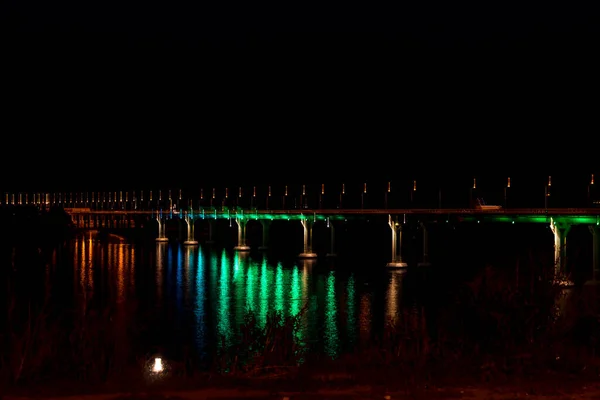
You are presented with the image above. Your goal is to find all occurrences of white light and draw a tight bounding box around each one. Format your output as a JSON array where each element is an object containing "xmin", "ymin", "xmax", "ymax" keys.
[{"xmin": 153, "ymin": 357, "xmax": 163, "ymax": 373}]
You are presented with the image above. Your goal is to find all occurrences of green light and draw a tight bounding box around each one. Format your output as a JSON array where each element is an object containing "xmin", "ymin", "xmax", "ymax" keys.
[
  {"xmin": 195, "ymin": 246, "xmax": 206, "ymax": 355},
  {"xmin": 325, "ymin": 271, "xmax": 339, "ymax": 358},
  {"xmin": 346, "ymin": 274, "xmax": 357, "ymax": 347},
  {"xmin": 275, "ymin": 262, "xmax": 284, "ymax": 314},
  {"xmin": 290, "ymin": 266, "xmax": 301, "ymax": 317},
  {"xmin": 217, "ymin": 250, "xmax": 232, "ymax": 350},
  {"xmin": 246, "ymin": 261, "xmax": 257, "ymax": 314},
  {"xmin": 259, "ymin": 258, "xmax": 269, "ymax": 328}
]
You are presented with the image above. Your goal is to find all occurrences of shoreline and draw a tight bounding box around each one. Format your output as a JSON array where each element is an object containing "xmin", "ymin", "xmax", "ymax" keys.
[{"xmin": 4, "ymin": 369, "xmax": 600, "ymax": 399}]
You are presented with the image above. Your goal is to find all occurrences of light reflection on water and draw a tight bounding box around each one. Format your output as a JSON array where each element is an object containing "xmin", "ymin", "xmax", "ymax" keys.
[{"xmin": 63, "ymin": 234, "xmax": 411, "ymax": 361}]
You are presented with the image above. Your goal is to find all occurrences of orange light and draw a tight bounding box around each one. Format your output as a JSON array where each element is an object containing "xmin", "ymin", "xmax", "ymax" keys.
[
  {"xmin": 473, "ymin": 178, "xmax": 476, "ymax": 189},
  {"xmin": 321, "ymin": 184, "xmax": 324, "ymax": 195},
  {"xmin": 302, "ymin": 185, "xmax": 306, "ymax": 196},
  {"xmin": 342, "ymin": 184, "xmax": 345, "ymax": 194},
  {"xmin": 363, "ymin": 183, "xmax": 367, "ymax": 193},
  {"xmin": 413, "ymin": 180, "xmax": 417, "ymax": 191},
  {"xmin": 268, "ymin": 186, "xmax": 271, "ymax": 197},
  {"xmin": 548, "ymin": 176, "xmax": 551, "ymax": 186},
  {"xmin": 507, "ymin": 177, "xmax": 511, "ymax": 188},
  {"xmin": 387, "ymin": 181, "xmax": 391, "ymax": 193},
  {"xmin": 591, "ymin": 174, "xmax": 595, "ymax": 185}
]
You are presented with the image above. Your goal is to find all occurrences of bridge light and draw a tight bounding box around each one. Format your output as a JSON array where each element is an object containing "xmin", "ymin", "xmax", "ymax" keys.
[
  {"xmin": 342, "ymin": 183, "xmax": 345, "ymax": 194},
  {"xmin": 548, "ymin": 176, "xmax": 551, "ymax": 187},
  {"xmin": 253, "ymin": 186, "xmax": 256, "ymax": 197},
  {"xmin": 239, "ymin": 187, "xmax": 242, "ymax": 198},
  {"xmin": 150, "ymin": 191, "xmax": 153, "ymax": 201},
  {"xmin": 363, "ymin": 183, "xmax": 367, "ymax": 193},
  {"xmin": 225, "ymin": 188, "xmax": 228, "ymax": 199},
  {"xmin": 285, "ymin": 186, "xmax": 288, "ymax": 196},
  {"xmin": 413, "ymin": 180, "xmax": 417, "ymax": 191},
  {"xmin": 592, "ymin": 174, "xmax": 595, "ymax": 185},
  {"xmin": 387, "ymin": 181, "xmax": 391, "ymax": 193},
  {"xmin": 200, "ymin": 189, "xmax": 203, "ymax": 200},
  {"xmin": 507, "ymin": 177, "xmax": 511, "ymax": 188},
  {"xmin": 268, "ymin": 186, "xmax": 271, "ymax": 197},
  {"xmin": 321, "ymin": 184, "xmax": 324, "ymax": 195},
  {"xmin": 302, "ymin": 185, "xmax": 306, "ymax": 196},
  {"xmin": 473, "ymin": 179, "xmax": 476, "ymax": 189},
  {"xmin": 179, "ymin": 189, "xmax": 182, "ymax": 200},
  {"xmin": 212, "ymin": 188, "xmax": 215, "ymax": 199},
  {"xmin": 159, "ymin": 190, "xmax": 162, "ymax": 201}
]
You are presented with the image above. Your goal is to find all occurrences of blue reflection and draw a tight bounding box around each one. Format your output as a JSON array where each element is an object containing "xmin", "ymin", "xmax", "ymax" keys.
[{"xmin": 175, "ymin": 245, "xmax": 183, "ymax": 315}]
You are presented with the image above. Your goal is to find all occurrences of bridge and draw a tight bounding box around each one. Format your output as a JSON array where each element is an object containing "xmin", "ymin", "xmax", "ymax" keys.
[{"xmin": 2, "ymin": 175, "xmax": 599, "ymax": 283}]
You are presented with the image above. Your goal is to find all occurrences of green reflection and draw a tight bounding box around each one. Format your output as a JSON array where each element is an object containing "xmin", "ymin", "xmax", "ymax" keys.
[
  {"xmin": 246, "ymin": 260, "xmax": 259, "ymax": 313},
  {"xmin": 290, "ymin": 266, "xmax": 301, "ymax": 317},
  {"xmin": 217, "ymin": 250, "xmax": 232, "ymax": 349},
  {"xmin": 346, "ymin": 274, "xmax": 357, "ymax": 347},
  {"xmin": 275, "ymin": 262, "xmax": 284, "ymax": 314},
  {"xmin": 195, "ymin": 246, "xmax": 206, "ymax": 356},
  {"xmin": 259, "ymin": 258, "xmax": 269, "ymax": 328},
  {"xmin": 324, "ymin": 271, "xmax": 339, "ymax": 358},
  {"xmin": 234, "ymin": 253, "xmax": 247, "ymax": 326}
]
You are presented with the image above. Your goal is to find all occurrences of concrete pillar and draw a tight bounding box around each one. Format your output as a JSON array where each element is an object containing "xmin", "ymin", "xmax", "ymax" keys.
[
  {"xmin": 258, "ymin": 220, "xmax": 271, "ymax": 250},
  {"xmin": 156, "ymin": 217, "xmax": 168, "ymax": 242},
  {"xmin": 183, "ymin": 216, "xmax": 198, "ymax": 245},
  {"xmin": 234, "ymin": 217, "xmax": 250, "ymax": 251},
  {"xmin": 418, "ymin": 222, "xmax": 431, "ymax": 267},
  {"xmin": 550, "ymin": 217, "xmax": 571, "ymax": 279},
  {"xmin": 387, "ymin": 215, "xmax": 407, "ymax": 268},
  {"xmin": 299, "ymin": 217, "xmax": 317, "ymax": 258},
  {"xmin": 586, "ymin": 225, "xmax": 600, "ymax": 284},
  {"xmin": 326, "ymin": 217, "xmax": 336, "ymax": 257}
]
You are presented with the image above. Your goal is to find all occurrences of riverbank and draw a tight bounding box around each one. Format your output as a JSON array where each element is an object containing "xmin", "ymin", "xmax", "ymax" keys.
[{"xmin": 3, "ymin": 372, "xmax": 600, "ymax": 399}]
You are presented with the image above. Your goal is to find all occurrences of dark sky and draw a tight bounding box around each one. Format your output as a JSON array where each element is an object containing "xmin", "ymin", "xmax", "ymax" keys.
[{"xmin": 1, "ymin": 0, "xmax": 598, "ymax": 190}]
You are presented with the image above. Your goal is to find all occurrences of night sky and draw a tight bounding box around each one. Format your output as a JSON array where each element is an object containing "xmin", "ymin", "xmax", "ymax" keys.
[{"xmin": 2, "ymin": 0, "xmax": 598, "ymax": 189}]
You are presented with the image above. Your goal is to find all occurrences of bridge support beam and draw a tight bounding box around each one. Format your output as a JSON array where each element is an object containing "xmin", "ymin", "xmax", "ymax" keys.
[
  {"xmin": 206, "ymin": 220, "xmax": 215, "ymax": 244},
  {"xmin": 550, "ymin": 218, "xmax": 571, "ymax": 281},
  {"xmin": 586, "ymin": 225, "xmax": 600, "ymax": 285},
  {"xmin": 326, "ymin": 217, "xmax": 336, "ymax": 257},
  {"xmin": 234, "ymin": 217, "xmax": 250, "ymax": 251},
  {"xmin": 156, "ymin": 217, "xmax": 169, "ymax": 242},
  {"xmin": 258, "ymin": 220, "xmax": 271, "ymax": 250},
  {"xmin": 299, "ymin": 217, "xmax": 317, "ymax": 258},
  {"xmin": 387, "ymin": 215, "xmax": 407, "ymax": 268},
  {"xmin": 183, "ymin": 216, "xmax": 198, "ymax": 245},
  {"xmin": 418, "ymin": 222, "xmax": 431, "ymax": 267}
]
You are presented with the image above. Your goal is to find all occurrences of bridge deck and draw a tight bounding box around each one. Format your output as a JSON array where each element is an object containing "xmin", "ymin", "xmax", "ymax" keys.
[{"xmin": 65, "ymin": 208, "xmax": 600, "ymax": 215}]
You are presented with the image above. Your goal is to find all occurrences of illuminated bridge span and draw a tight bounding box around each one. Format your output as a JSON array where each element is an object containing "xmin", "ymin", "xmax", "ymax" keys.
[{"xmin": 63, "ymin": 207, "xmax": 600, "ymax": 283}]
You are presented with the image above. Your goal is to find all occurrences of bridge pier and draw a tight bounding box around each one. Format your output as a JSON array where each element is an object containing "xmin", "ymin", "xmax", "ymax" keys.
[
  {"xmin": 550, "ymin": 218, "xmax": 571, "ymax": 281},
  {"xmin": 183, "ymin": 216, "xmax": 198, "ymax": 246},
  {"xmin": 234, "ymin": 217, "xmax": 251, "ymax": 251},
  {"xmin": 206, "ymin": 220, "xmax": 215, "ymax": 244},
  {"xmin": 585, "ymin": 225, "xmax": 600, "ymax": 285},
  {"xmin": 387, "ymin": 215, "xmax": 407, "ymax": 268},
  {"xmin": 299, "ymin": 217, "xmax": 317, "ymax": 258},
  {"xmin": 326, "ymin": 217, "xmax": 336, "ymax": 257},
  {"xmin": 258, "ymin": 220, "xmax": 271, "ymax": 250},
  {"xmin": 156, "ymin": 217, "xmax": 169, "ymax": 242},
  {"xmin": 418, "ymin": 222, "xmax": 431, "ymax": 267}
]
